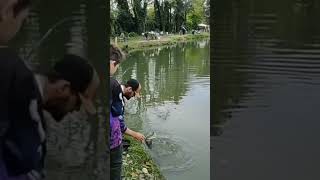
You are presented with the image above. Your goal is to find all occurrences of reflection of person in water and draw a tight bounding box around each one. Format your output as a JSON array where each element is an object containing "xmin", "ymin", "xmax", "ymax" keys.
[
  {"xmin": 1, "ymin": 52, "xmax": 99, "ymax": 179},
  {"xmin": 0, "ymin": 1, "xmax": 95, "ymax": 179},
  {"xmin": 40, "ymin": 55, "xmax": 100, "ymax": 180}
]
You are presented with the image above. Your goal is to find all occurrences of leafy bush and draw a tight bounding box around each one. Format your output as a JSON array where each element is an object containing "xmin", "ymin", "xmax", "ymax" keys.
[{"xmin": 128, "ymin": 32, "xmax": 139, "ymax": 37}]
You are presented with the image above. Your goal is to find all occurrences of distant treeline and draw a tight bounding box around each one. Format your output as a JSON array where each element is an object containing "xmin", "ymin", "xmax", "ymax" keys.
[{"xmin": 111, "ymin": 0, "xmax": 210, "ymax": 36}]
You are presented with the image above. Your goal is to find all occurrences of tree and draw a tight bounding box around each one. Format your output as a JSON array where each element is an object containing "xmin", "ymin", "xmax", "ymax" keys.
[
  {"xmin": 204, "ymin": 0, "xmax": 210, "ymax": 24},
  {"xmin": 163, "ymin": 1, "xmax": 172, "ymax": 32},
  {"xmin": 154, "ymin": 0, "xmax": 164, "ymax": 31},
  {"xmin": 111, "ymin": 0, "xmax": 208, "ymax": 34},
  {"xmin": 132, "ymin": 0, "xmax": 148, "ymax": 33},
  {"xmin": 186, "ymin": 0, "xmax": 205, "ymax": 30},
  {"xmin": 174, "ymin": 0, "xmax": 185, "ymax": 32},
  {"xmin": 183, "ymin": 0, "xmax": 193, "ymax": 27},
  {"xmin": 146, "ymin": 6, "xmax": 156, "ymax": 31},
  {"xmin": 111, "ymin": 0, "xmax": 118, "ymax": 36},
  {"xmin": 116, "ymin": 0, "xmax": 135, "ymax": 33}
]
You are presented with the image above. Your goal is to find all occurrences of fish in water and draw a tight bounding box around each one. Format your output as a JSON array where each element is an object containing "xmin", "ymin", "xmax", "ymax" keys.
[
  {"xmin": 145, "ymin": 139, "xmax": 152, "ymax": 149},
  {"xmin": 145, "ymin": 132, "xmax": 155, "ymax": 149}
]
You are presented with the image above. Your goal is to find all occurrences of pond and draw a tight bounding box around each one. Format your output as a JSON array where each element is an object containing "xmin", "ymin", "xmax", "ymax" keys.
[
  {"xmin": 213, "ymin": 1, "xmax": 320, "ymax": 179},
  {"xmin": 114, "ymin": 40, "xmax": 210, "ymax": 180}
]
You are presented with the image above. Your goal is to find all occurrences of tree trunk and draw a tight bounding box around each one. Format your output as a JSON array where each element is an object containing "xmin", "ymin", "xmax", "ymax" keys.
[{"xmin": 154, "ymin": 0, "xmax": 163, "ymax": 31}]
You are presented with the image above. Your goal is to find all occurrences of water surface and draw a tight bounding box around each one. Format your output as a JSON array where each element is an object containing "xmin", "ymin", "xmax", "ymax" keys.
[
  {"xmin": 115, "ymin": 40, "xmax": 210, "ymax": 180},
  {"xmin": 213, "ymin": 1, "xmax": 320, "ymax": 179}
]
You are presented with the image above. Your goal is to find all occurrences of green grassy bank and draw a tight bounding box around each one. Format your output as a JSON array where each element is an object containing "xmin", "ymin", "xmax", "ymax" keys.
[
  {"xmin": 122, "ymin": 136, "xmax": 166, "ymax": 180},
  {"xmin": 113, "ymin": 32, "xmax": 210, "ymax": 53}
]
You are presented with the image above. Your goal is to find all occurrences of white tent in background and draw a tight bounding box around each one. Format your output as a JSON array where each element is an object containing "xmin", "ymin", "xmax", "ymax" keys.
[
  {"xmin": 197, "ymin": 24, "xmax": 210, "ymax": 32},
  {"xmin": 198, "ymin": 23, "xmax": 208, "ymax": 27}
]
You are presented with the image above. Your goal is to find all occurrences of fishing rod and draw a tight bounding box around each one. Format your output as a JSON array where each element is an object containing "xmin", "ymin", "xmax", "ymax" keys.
[
  {"xmin": 113, "ymin": 67, "xmax": 134, "ymax": 83},
  {"xmin": 119, "ymin": 67, "xmax": 134, "ymax": 77},
  {"xmin": 25, "ymin": 16, "xmax": 73, "ymax": 61}
]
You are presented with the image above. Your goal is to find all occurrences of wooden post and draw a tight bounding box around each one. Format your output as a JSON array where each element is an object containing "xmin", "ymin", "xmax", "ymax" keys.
[{"xmin": 115, "ymin": 36, "xmax": 118, "ymax": 45}]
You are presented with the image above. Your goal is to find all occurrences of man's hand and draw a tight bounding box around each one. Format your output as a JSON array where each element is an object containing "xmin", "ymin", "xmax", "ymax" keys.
[
  {"xmin": 125, "ymin": 128, "xmax": 146, "ymax": 142},
  {"xmin": 133, "ymin": 132, "xmax": 145, "ymax": 142}
]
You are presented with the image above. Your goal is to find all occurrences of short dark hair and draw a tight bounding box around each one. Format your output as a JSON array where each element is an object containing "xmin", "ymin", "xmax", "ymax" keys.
[
  {"xmin": 125, "ymin": 79, "xmax": 140, "ymax": 91},
  {"xmin": 13, "ymin": 0, "xmax": 31, "ymax": 17},
  {"xmin": 48, "ymin": 54, "xmax": 94, "ymax": 93},
  {"xmin": 110, "ymin": 44, "xmax": 125, "ymax": 65}
]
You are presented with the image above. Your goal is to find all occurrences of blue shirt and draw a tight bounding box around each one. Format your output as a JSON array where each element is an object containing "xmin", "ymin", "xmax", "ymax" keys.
[{"xmin": 110, "ymin": 77, "xmax": 127, "ymax": 133}]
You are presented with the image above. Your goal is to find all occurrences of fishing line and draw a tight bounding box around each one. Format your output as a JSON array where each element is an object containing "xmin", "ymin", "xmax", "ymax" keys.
[
  {"xmin": 119, "ymin": 67, "xmax": 134, "ymax": 77},
  {"xmin": 25, "ymin": 16, "xmax": 73, "ymax": 61}
]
